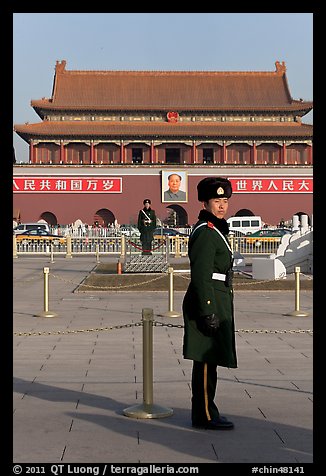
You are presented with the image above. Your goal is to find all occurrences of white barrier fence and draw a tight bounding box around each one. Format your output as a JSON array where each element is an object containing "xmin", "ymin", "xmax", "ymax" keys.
[{"xmin": 14, "ymin": 234, "xmax": 283, "ymax": 257}]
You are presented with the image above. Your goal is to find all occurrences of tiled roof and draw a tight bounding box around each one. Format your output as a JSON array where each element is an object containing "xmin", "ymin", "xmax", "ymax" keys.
[
  {"xmin": 30, "ymin": 60, "xmax": 313, "ymax": 114},
  {"xmin": 14, "ymin": 120, "xmax": 313, "ymax": 140}
]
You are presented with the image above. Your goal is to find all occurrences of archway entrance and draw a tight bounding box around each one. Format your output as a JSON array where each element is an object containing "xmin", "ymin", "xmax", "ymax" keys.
[
  {"xmin": 93, "ymin": 208, "xmax": 115, "ymax": 226},
  {"xmin": 165, "ymin": 205, "xmax": 188, "ymax": 226},
  {"xmin": 234, "ymin": 208, "xmax": 255, "ymax": 217},
  {"xmin": 40, "ymin": 211, "xmax": 57, "ymax": 225}
]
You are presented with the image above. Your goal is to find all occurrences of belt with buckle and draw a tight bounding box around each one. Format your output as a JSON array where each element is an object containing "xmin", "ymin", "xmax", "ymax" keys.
[{"xmin": 212, "ymin": 270, "xmax": 233, "ymax": 287}]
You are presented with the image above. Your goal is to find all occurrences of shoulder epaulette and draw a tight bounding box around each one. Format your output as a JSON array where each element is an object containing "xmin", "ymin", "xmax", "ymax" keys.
[{"xmin": 191, "ymin": 220, "xmax": 233, "ymax": 256}]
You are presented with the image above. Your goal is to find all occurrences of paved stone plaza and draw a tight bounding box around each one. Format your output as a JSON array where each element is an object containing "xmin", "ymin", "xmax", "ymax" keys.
[{"xmin": 13, "ymin": 257, "xmax": 313, "ymax": 464}]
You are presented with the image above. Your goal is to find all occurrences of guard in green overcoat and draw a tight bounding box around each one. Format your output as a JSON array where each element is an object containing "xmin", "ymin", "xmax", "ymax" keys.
[
  {"xmin": 137, "ymin": 199, "xmax": 157, "ymax": 255},
  {"xmin": 182, "ymin": 177, "xmax": 237, "ymax": 430}
]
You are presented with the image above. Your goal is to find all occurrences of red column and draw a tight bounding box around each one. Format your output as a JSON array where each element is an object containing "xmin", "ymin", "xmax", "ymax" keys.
[
  {"xmin": 252, "ymin": 142, "xmax": 256, "ymax": 165},
  {"xmin": 120, "ymin": 142, "xmax": 124, "ymax": 164},
  {"xmin": 151, "ymin": 141, "xmax": 155, "ymax": 163},
  {"xmin": 222, "ymin": 142, "xmax": 226, "ymax": 164},
  {"xmin": 308, "ymin": 144, "xmax": 313, "ymax": 164},
  {"xmin": 192, "ymin": 142, "xmax": 197, "ymax": 164},
  {"xmin": 93, "ymin": 144, "xmax": 98, "ymax": 164},
  {"xmin": 29, "ymin": 140, "xmax": 34, "ymax": 164},
  {"xmin": 281, "ymin": 142, "xmax": 286, "ymax": 165},
  {"xmin": 90, "ymin": 142, "xmax": 94, "ymax": 164},
  {"xmin": 60, "ymin": 142, "xmax": 66, "ymax": 164}
]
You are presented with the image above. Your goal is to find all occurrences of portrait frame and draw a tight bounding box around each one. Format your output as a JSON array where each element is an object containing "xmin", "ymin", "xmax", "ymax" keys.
[{"xmin": 161, "ymin": 170, "xmax": 188, "ymax": 203}]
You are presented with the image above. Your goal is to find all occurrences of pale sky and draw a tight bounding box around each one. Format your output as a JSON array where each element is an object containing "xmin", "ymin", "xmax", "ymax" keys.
[{"xmin": 13, "ymin": 12, "xmax": 313, "ymax": 163}]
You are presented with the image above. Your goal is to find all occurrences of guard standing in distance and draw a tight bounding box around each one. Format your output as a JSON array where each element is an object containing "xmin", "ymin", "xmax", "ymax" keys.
[
  {"xmin": 182, "ymin": 177, "xmax": 237, "ymax": 430},
  {"xmin": 137, "ymin": 199, "xmax": 157, "ymax": 255}
]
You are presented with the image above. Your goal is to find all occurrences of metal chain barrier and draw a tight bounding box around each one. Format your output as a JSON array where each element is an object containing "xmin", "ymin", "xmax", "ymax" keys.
[
  {"xmin": 175, "ymin": 271, "xmax": 279, "ymax": 286},
  {"xmin": 14, "ymin": 269, "xmax": 167, "ymax": 289},
  {"xmin": 127, "ymin": 239, "xmax": 165, "ymax": 252},
  {"xmin": 175, "ymin": 269, "xmax": 313, "ymax": 286},
  {"xmin": 50, "ymin": 271, "xmax": 167, "ymax": 289},
  {"xmin": 14, "ymin": 270, "xmax": 308, "ymax": 289},
  {"xmin": 14, "ymin": 268, "xmax": 312, "ymax": 336},
  {"xmin": 13, "ymin": 263, "xmax": 313, "ymax": 290},
  {"xmin": 13, "ymin": 319, "xmax": 313, "ymax": 337},
  {"xmin": 14, "ymin": 321, "xmax": 143, "ymax": 337}
]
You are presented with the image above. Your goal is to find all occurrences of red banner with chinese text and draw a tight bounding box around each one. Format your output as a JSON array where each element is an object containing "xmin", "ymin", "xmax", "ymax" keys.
[
  {"xmin": 13, "ymin": 176, "xmax": 312, "ymax": 194},
  {"xmin": 228, "ymin": 177, "xmax": 312, "ymax": 193},
  {"xmin": 13, "ymin": 177, "xmax": 122, "ymax": 193}
]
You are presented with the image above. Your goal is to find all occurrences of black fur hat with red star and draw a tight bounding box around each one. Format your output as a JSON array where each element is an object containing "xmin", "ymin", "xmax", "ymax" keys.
[{"xmin": 197, "ymin": 177, "xmax": 232, "ymax": 201}]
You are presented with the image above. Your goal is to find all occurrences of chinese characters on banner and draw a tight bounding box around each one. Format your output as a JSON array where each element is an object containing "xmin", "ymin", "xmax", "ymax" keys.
[
  {"xmin": 13, "ymin": 177, "xmax": 122, "ymax": 193},
  {"xmin": 12, "ymin": 176, "xmax": 312, "ymax": 194},
  {"xmin": 228, "ymin": 177, "xmax": 312, "ymax": 193}
]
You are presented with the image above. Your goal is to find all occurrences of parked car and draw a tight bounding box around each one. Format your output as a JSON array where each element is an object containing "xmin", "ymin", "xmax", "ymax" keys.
[
  {"xmin": 119, "ymin": 226, "xmax": 140, "ymax": 237},
  {"xmin": 244, "ymin": 228, "xmax": 291, "ymax": 247},
  {"xmin": 153, "ymin": 228, "xmax": 188, "ymax": 239},
  {"xmin": 13, "ymin": 222, "xmax": 50, "ymax": 235},
  {"xmin": 15, "ymin": 229, "xmax": 66, "ymax": 245}
]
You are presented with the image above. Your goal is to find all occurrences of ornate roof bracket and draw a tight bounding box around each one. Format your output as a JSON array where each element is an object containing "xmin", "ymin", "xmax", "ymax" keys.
[{"xmin": 275, "ymin": 60, "xmax": 286, "ymax": 73}]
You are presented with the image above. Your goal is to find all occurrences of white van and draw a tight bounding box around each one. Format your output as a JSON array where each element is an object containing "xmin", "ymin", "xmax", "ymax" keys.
[
  {"xmin": 13, "ymin": 222, "xmax": 50, "ymax": 235},
  {"xmin": 227, "ymin": 216, "xmax": 263, "ymax": 235}
]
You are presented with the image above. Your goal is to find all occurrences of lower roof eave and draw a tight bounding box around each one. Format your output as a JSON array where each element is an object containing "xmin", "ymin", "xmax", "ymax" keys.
[{"xmin": 14, "ymin": 133, "xmax": 313, "ymax": 143}]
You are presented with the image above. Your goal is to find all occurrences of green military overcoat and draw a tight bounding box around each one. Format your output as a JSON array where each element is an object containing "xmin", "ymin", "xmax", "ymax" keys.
[
  {"xmin": 137, "ymin": 208, "xmax": 157, "ymax": 242},
  {"xmin": 182, "ymin": 215, "xmax": 237, "ymax": 368}
]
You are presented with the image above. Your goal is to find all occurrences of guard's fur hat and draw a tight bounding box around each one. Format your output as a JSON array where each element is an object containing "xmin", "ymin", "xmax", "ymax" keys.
[
  {"xmin": 197, "ymin": 177, "xmax": 232, "ymax": 201},
  {"xmin": 143, "ymin": 199, "xmax": 151, "ymax": 205}
]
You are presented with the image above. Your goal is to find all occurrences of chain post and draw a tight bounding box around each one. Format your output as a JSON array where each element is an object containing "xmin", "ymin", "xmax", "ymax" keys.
[
  {"xmin": 123, "ymin": 308, "xmax": 173, "ymax": 419},
  {"xmin": 65, "ymin": 235, "xmax": 72, "ymax": 258},
  {"xmin": 34, "ymin": 267, "xmax": 58, "ymax": 318},
  {"xmin": 283, "ymin": 266, "xmax": 310, "ymax": 317},
  {"xmin": 163, "ymin": 267, "xmax": 181, "ymax": 318}
]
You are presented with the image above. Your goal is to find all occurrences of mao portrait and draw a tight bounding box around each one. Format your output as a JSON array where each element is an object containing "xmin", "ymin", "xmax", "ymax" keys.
[{"xmin": 162, "ymin": 171, "xmax": 188, "ymax": 203}]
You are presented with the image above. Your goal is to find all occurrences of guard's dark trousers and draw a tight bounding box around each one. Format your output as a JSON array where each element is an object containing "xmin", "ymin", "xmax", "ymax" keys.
[
  {"xmin": 191, "ymin": 360, "xmax": 220, "ymax": 424},
  {"xmin": 141, "ymin": 239, "xmax": 152, "ymax": 255}
]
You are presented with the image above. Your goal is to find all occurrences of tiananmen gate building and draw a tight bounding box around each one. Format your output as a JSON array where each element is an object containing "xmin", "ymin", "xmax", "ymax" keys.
[{"xmin": 13, "ymin": 60, "xmax": 313, "ymax": 227}]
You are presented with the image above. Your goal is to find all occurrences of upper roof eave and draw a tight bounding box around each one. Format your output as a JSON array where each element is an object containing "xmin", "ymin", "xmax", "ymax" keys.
[
  {"xmin": 13, "ymin": 120, "xmax": 313, "ymax": 144},
  {"xmin": 31, "ymin": 101, "xmax": 313, "ymax": 114}
]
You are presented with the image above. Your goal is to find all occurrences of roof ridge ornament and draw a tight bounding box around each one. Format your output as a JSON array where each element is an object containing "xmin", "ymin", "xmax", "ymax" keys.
[
  {"xmin": 55, "ymin": 60, "xmax": 67, "ymax": 73},
  {"xmin": 275, "ymin": 61, "xmax": 286, "ymax": 74}
]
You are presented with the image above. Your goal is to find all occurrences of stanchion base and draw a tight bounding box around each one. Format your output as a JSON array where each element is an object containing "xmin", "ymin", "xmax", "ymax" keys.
[
  {"xmin": 283, "ymin": 310, "xmax": 310, "ymax": 317},
  {"xmin": 34, "ymin": 311, "xmax": 59, "ymax": 318},
  {"xmin": 162, "ymin": 311, "xmax": 182, "ymax": 318},
  {"xmin": 123, "ymin": 403, "xmax": 173, "ymax": 419}
]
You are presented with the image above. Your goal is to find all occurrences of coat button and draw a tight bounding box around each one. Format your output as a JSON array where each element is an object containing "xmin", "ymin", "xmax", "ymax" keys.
[{"xmin": 207, "ymin": 300, "xmax": 211, "ymax": 304}]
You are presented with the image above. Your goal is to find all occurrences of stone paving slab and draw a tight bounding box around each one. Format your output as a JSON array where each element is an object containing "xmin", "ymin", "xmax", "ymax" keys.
[{"xmin": 13, "ymin": 257, "xmax": 313, "ymax": 465}]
